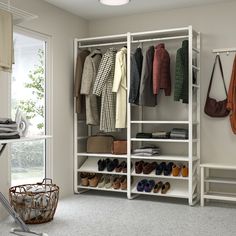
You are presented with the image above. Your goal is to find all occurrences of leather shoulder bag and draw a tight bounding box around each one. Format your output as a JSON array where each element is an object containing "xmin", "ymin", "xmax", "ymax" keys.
[{"xmin": 204, "ymin": 55, "xmax": 230, "ymax": 117}]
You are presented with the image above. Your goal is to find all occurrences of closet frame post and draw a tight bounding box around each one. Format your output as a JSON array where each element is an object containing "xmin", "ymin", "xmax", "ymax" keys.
[
  {"xmin": 188, "ymin": 25, "xmax": 193, "ymax": 206},
  {"xmin": 73, "ymin": 39, "xmax": 79, "ymax": 194},
  {"xmin": 196, "ymin": 32, "xmax": 201, "ymax": 202},
  {"xmin": 127, "ymin": 32, "xmax": 132, "ymax": 199}
]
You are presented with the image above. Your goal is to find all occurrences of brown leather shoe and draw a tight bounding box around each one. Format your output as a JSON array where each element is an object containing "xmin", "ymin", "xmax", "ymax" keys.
[
  {"xmin": 135, "ymin": 161, "xmax": 144, "ymax": 174},
  {"xmin": 182, "ymin": 165, "xmax": 189, "ymax": 177},
  {"xmin": 161, "ymin": 182, "xmax": 170, "ymax": 194},
  {"xmin": 88, "ymin": 173, "xmax": 100, "ymax": 187},
  {"xmin": 143, "ymin": 162, "xmax": 157, "ymax": 175},
  {"xmin": 120, "ymin": 176, "xmax": 127, "ymax": 190},
  {"xmin": 112, "ymin": 177, "xmax": 121, "ymax": 189},
  {"xmin": 80, "ymin": 172, "xmax": 89, "ymax": 186},
  {"xmin": 172, "ymin": 164, "xmax": 180, "ymax": 176},
  {"xmin": 153, "ymin": 181, "xmax": 163, "ymax": 193}
]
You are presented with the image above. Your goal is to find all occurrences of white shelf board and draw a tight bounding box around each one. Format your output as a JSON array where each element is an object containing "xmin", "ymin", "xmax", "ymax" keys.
[
  {"xmin": 131, "ymin": 138, "xmax": 194, "ymax": 143},
  {"xmin": 131, "ymin": 169, "xmax": 188, "ymax": 180},
  {"xmin": 131, "ymin": 178, "xmax": 189, "ymax": 199},
  {"xmin": 205, "ymin": 177, "xmax": 236, "ymax": 185},
  {"xmin": 204, "ymin": 191, "xmax": 236, "ymax": 202},
  {"xmin": 77, "ymin": 185, "xmax": 127, "ymax": 193},
  {"xmin": 78, "ymin": 157, "xmax": 127, "ymax": 175},
  {"xmin": 77, "ymin": 152, "xmax": 127, "ymax": 158},
  {"xmin": 200, "ymin": 163, "xmax": 236, "ymax": 170},
  {"xmin": 131, "ymin": 155, "xmax": 199, "ymax": 162},
  {"xmin": 0, "ymin": 135, "xmax": 52, "ymax": 144},
  {"xmin": 131, "ymin": 121, "xmax": 190, "ymax": 124}
]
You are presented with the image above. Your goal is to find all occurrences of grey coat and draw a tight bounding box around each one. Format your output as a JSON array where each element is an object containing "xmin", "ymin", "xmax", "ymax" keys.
[
  {"xmin": 139, "ymin": 46, "xmax": 157, "ymax": 107},
  {"xmin": 93, "ymin": 48, "xmax": 117, "ymax": 132},
  {"xmin": 74, "ymin": 50, "xmax": 90, "ymax": 113},
  {"xmin": 80, "ymin": 49, "xmax": 102, "ymax": 125}
]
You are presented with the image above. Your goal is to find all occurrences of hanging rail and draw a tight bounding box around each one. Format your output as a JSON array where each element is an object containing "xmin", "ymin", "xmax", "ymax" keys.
[
  {"xmin": 212, "ymin": 48, "xmax": 236, "ymax": 55},
  {"xmin": 132, "ymin": 35, "xmax": 188, "ymax": 44},
  {"xmin": 79, "ymin": 41, "xmax": 127, "ymax": 48}
]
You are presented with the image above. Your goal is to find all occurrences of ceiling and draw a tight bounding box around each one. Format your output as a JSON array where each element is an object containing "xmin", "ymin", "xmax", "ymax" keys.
[{"xmin": 44, "ymin": 0, "xmax": 231, "ymax": 20}]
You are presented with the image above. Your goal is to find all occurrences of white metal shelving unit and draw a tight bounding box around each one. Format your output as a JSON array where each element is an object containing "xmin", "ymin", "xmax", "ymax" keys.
[
  {"xmin": 200, "ymin": 163, "xmax": 236, "ymax": 206},
  {"xmin": 73, "ymin": 26, "xmax": 201, "ymax": 205},
  {"xmin": 74, "ymin": 33, "xmax": 129, "ymax": 195}
]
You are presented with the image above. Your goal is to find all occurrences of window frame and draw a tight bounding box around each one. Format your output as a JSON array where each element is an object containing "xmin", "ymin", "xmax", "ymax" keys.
[{"xmin": 9, "ymin": 26, "xmax": 53, "ymax": 183}]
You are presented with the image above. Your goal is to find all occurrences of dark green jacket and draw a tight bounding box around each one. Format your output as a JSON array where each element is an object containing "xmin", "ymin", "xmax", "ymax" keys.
[{"xmin": 174, "ymin": 40, "xmax": 189, "ymax": 104}]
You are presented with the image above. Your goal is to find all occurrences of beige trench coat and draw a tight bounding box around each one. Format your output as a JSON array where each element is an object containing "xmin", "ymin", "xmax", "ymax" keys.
[
  {"xmin": 80, "ymin": 49, "xmax": 102, "ymax": 125},
  {"xmin": 112, "ymin": 47, "xmax": 127, "ymax": 129}
]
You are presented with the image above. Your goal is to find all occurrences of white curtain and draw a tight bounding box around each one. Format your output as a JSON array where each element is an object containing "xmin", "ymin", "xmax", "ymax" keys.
[{"xmin": 0, "ymin": 9, "xmax": 13, "ymax": 72}]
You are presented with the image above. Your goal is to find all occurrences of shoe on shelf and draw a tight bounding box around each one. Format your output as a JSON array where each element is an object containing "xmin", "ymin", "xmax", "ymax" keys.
[
  {"xmin": 143, "ymin": 162, "xmax": 157, "ymax": 175},
  {"xmin": 116, "ymin": 161, "xmax": 126, "ymax": 173},
  {"xmin": 105, "ymin": 175, "xmax": 115, "ymax": 189},
  {"xmin": 153, "ymin": 181, "xmax": 163, "ymax": 193},
  {"xmin": 98, "ymin": 159, "xmax": 106, "ymax": 171},
  {"xmin": 137, "ymin": 179, "xmax": 148, "ymax": 192},
  {"xmin": 122, "ymin": 162, "xmax": 127, "ymax": 173},
  {"xmin": 120, "ymin": 176, "xmax": 127, "ymax": 190},
  {"xmin": 161, "ymin": 182, "xmax": 170, "ymax": 194},
  {"xmin": 155, "ymin": 162, "xmax": 166, "ymax": 175},
  {"xmin": 144, "ymin": 180, "xmax": 155, "ymax": 192},
  {"xmin": 88, "ymin": 173, "xmax": 100, "ymax": 187},
  {"xmin": 97, "ymin": 175, "xmax": 106, "ymax": 188},
  {"xmin": 172, "ymin": 164, "xmax": 180, "ymax": 177},
  {"xmin": 135, "ymin": 161, "xmax": 144, "ymax": 174},
  {"xmin": 80, "ymin": 172, "xmax": 89, "ymax": 186},
  {"xmin": 107, "ymin": 159, "xmax": 119, "ymax": 172},
  {"xmin": 164, "ymin": 162, "xmax": 174, "ymax": 176},
  {"xmin": 113, "ymin": 176, "xmax": 121, "ymax": 189},
  {"xmin": 181, "ymin": 165, "xmax": 189, "ymax": 177}
]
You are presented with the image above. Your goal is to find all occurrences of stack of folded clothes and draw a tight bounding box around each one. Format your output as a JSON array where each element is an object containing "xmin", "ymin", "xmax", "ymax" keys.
[
  {"xmin": 0, "ymin": 118, "xmax": 20, "ymax": 139},
  {"xmin": 152, "ymin": 131, "xmax": 170, "ymax": 139},
  {"xmin": 170, "ymin": 128, "xmax": 188, "ymax": 139},
  {"xmin": 132, "ymin": 145, "xmax": 160, "ymax": 156}
]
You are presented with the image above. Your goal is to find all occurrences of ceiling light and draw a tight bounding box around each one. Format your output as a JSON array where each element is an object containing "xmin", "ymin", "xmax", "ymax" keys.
[{"xmin": 99, "ymin": 0, "xmax": 130, "ymax": 6}]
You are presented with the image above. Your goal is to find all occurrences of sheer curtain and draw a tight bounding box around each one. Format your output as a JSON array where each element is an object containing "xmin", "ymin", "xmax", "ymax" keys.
[{"xmin": 0, "ymin": 8, "xmax": 13, "ymax": 72}]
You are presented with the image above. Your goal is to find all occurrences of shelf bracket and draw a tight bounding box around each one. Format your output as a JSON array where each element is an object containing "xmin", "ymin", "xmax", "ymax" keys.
[{"xmin": 0, "ymin": 144, "xmax": 7, "ymax": 157}]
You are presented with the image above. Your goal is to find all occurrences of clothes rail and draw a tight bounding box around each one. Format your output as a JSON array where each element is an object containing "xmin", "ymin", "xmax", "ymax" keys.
[
  {"xmin": 78, "ymin": 41, "xmax": 127, "ymax": 48},
  {"xmin": 132, "ymin": 35, "xmax": 188, "ymax": 44},
  {"xmin": 212, "ymin": 48, "xmax": 236, "ymax": 54}
]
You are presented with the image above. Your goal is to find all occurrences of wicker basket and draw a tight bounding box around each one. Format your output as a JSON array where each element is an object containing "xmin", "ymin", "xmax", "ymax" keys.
[{"xmin": 9, "ymin": 178, "xmax": 59, "ymax": 224}]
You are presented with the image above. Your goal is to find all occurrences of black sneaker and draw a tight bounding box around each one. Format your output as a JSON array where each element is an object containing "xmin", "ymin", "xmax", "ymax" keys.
[{"xmin": 97, "ymin": 159, "xmax": 106, "ymax": 171}]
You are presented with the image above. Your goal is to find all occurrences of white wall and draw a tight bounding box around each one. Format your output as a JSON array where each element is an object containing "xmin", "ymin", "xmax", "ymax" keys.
[
  {"xmin": 0, "ymin": 0, "xmax": 88, "ymax": 220},
  {"xmin": 88, "ymin": 1, "xmax": 236, "ymax": 165}
]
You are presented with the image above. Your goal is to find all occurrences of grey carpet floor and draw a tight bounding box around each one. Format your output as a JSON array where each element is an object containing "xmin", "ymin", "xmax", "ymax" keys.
[{"xmin": 1, "ymin": 191, "xmax": 236, "ymax": 236}]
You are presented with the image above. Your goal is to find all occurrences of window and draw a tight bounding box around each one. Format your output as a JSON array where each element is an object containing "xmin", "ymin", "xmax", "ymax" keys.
[{"xmin": 10, "ymin": 29, "xmax": 51, "ymax": 186}]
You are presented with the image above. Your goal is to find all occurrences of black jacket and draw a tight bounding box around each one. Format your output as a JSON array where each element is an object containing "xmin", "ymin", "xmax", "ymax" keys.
[{"xmin": 129, "ymin": 48, "xmax": 143, "ymax": 104}]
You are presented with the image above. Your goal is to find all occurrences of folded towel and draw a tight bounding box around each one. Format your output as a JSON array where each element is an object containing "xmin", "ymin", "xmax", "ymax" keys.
[
  {"xmin": 0, "ymin": 123, "xmax": 18, "ymax": 129},
  {"xmin": 0, "ymin": 127, "xmax": 18, "ymax": 132},
  {"xmin": 136, "ymin": 133, "xmax": 152, "ymax": 139},
  {"xmin": 0, "ymin": 134, "xmax": 20, "ymax": 139},
  {"xmin": 0, "ymin": 118, "xmax": 16, "ymax": 124}
]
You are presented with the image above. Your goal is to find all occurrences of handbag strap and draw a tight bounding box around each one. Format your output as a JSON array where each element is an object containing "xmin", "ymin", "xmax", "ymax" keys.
[{"xmin": 207, "ymin": 55, "xmax": 228, "ymax": 97}]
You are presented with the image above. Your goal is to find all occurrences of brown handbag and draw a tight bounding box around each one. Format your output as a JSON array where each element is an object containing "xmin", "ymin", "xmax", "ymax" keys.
[
  {"xmin": 87, "ymin": 134, "xmax": 114, "ymax": 153},
  {"xmin": 204, "ymin": 55, "xmax": 230, "ymax": 117},
  {"xmin": 113, "ymin": 140, "xmax": 127, "ymax": 154}
]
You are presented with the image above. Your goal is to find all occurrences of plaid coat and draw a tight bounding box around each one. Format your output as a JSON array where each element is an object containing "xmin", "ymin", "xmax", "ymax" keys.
[{"xmin": 93, "ymin": 48, "xmax": 117, "ymax": 132}]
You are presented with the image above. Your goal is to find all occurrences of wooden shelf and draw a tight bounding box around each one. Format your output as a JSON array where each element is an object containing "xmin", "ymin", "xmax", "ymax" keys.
[
  {"xmin": 77, "ymin": 185, "xmax": 127, "ymax": 193},
  {"xmin": 78, "ymin": 157, "xmax": 127, "ymax": 175},
  {"xmin": 0, "ymin": 135, "xmax": 52, "ymax": 144},
  {"xmin": 77, "ymin": 152, "xmax": 127, "ymax": 158},
  {"xmin": 131, "ymin": 178, "xmax": 189, "ymax": 199},
  {"xmin": 131, "ymin": 169, "xmax": 188, "ymax": 180}
]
